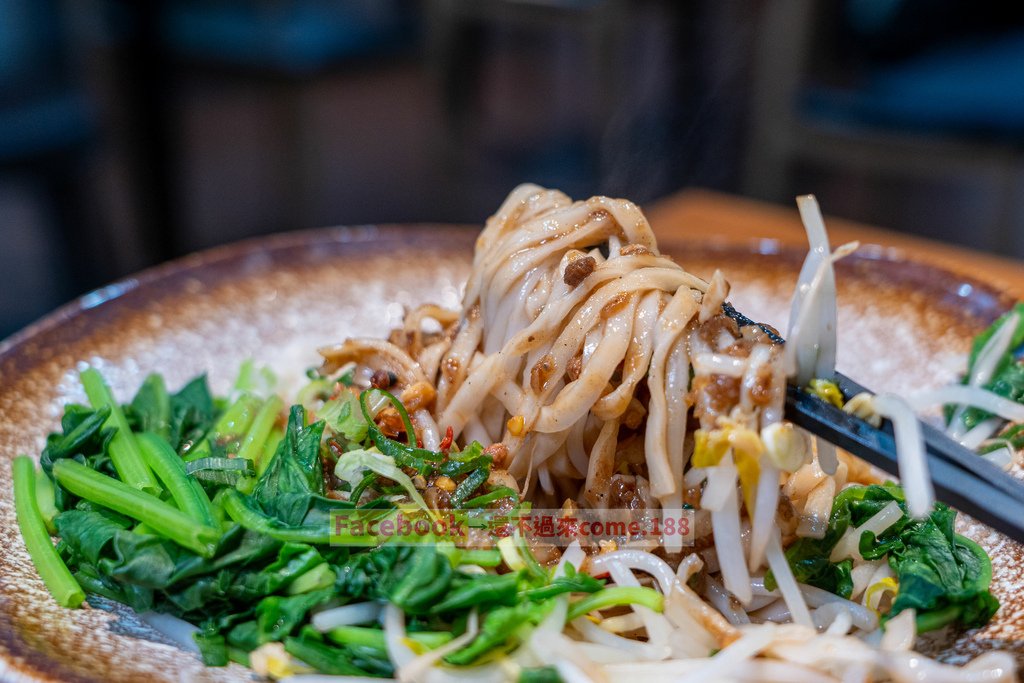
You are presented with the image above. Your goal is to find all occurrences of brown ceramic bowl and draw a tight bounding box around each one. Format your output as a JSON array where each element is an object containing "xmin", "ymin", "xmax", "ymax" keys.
[{"xmin": 0, "ymin": 225, "xmax": 1019, "ymax": 681}]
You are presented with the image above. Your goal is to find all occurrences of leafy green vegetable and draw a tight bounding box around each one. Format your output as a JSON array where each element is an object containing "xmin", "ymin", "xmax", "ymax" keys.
[
  {"xmin": 32, "ymin": 368, "xmax": 998, "ymax": 681},
  {"xmin": 520, "ymin": 666, "xmax": 564, "ymax": 683},
  {"xmin": 233, "ymin": 359, "xmax": 277, "ymax": 398},
  {"xmin": 80, "ymin": 368, "xmax": 160, "ymax": 494},
  {"xmin": 319, "ymin": 391, "xmax": 369, "ymax": 443},
  {"xmin": 186, "ymin": 456, "xmax": 255, "ymax": 487},
  {"xmin": 767, "ymin": 484, "xmax": 998, "ymax": 631},
  {"xmin": 167, "ymin": 374, "xmax": 218, "ymax": 455},
  {"xmin": 252, "ymin": 406, "xmax": 326, "ymax": 527},
  {"xmin": 137, "ymin": 432, "xmax": 216, "ymax": 526},
  {"xmin": 444, "ymin": 601, "xmax": 551, "ymax": 665},
  {"xmin": 334, "ymin": 449, "xmax": 430, "ymax": 512},
  {"xmin": 954, "ymin": 303, "xmax": 1024, "ymax": 429},
  {"xmin": 128, "ymin": 373, "xmax": 171, "ymax": 440},
  {"xmin": 284, "ymin": 635, "xmax": 375, "ymax": 676},
  {"xmin": 52, "ymin": 459, "xmax": 221, "ymax": 557},
  {"xmin": 238, "ymin": 396, "xmax": 284, "ymax": 474}
]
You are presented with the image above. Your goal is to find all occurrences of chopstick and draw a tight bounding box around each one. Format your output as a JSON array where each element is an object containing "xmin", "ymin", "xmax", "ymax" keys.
[{"xmin": 784, "ymin": 373, "xmax": 1024, "ymax": 543}]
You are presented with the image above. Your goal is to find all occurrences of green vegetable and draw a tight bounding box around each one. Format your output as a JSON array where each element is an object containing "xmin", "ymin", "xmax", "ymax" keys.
[
  {"xmin": 34, "ymin": 467, "xmax": 59, "ymax": 534},
  {"xmin": 52, "ymin": 459, "xmax": 220, "ymax": 557},
  {"xmin": 444, "ymin": 601, "xmax": 550, "ymax": 665},
  {"xmin": 167, "ymin": 375, "xmax": 218, "ymax": 455},
  {"xmin": 239, "ymin": 395, "xmax": 283, "ymax": 473},
  {"xmin": 283, "ymin": 636, "xmax": 374, "ymax": 676},
  {"xmin": 285, "ymin": 562, "xmax": 335, "ymax": 595},
  {"xmin": 129, "ymin": 373, "xmax": 171, "ymax": 440},
  {"xmin": 954, "ymin": 303, "xmax": 1024, "ymax": 429},
  {"xmin": 13, "ymin": 456, "xmax": 85, "ymax": 607},
  {"xmin": 431, "ymin": 572, "xmax": 521, "ymax": 613},
  {"xmin": 183, "ymin": 395, "xmax": 262, "ymax": 463},
  {"xmin": 359, "ymin": 390, "xmax": 444, "ymax": 473},
  {"xmin": 252, "ymin": 406, "xmax": 327, "ymax": 526},
  {"xmin": 221, "ymin": 489, "xmax": 331, "ymax": 544},
  {"xmin": 566, "ymin": 586, "xmax": 664, "ymax": 621},
  {"xmin": 80, "ymin": 368, "xmax": 159, "ymax": 494},
  {"xmin": 233, "ymin": 359, "xmax": 277, "ymax": 397},
  {"xmin": 186, "ymin": 456, "xmax": 256, "ymax": 487},
  {"xmin": 767, "ymin": 484, "xmax": 998, "ymax": 631},
  {"xmin": 334, "ymin": 449, "xmax": 430, "ymax": 512},
  {"xmin": 521, "ymin": 566, "xmax": 604, "ymax": 602},
  {"xmin": 327, "ymin": 626, "xmax": 452, "ymax": 651},
  {"xmin": 137, "ymin": 432, "xmax": 215, "ymax": 526},
  {"xmin": 450, "ymin": 467, "xmax": 489, "ymax": 508},
  {"xmin": 462, "ymin": 486, "xmax": 519, "ymax": 508},
  {"xmin": 979, "ymin": 423, "xmax": 1024, "ymax": 454},
  {"xmin": 319, "ymin": 391, "xmax": 369, "ymax": 443},
  {"xmin": 520, "ymin": 666, "xmax": 564, "ymax": 683}
]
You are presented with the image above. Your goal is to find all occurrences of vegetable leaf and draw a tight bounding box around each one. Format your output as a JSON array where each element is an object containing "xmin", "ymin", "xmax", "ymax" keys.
[{"xmin": 252, "ymin": 406, "xmax": 326, "ymax": 527}]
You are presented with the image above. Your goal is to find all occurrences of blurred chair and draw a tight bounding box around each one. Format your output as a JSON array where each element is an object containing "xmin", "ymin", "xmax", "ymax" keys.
[
  {"xmin": 744, "ymin": 0, "xmax": 1024, "ymax": 253},
  {"xmin": 162, "ymin": 0, "xmax": 415, "ymax": 74},
  {"xmin": 98, "ymin": 0, "xmax": 416, "ymax": 254},
  {"xmin": 161, "ymin": 0, "xmax": 417, "ymax": 232},
  {"xmin": 0, "ymin": 0, "xmax": 98, "ymax": 313},
  {"xmin": 424, "ymin": 0, "xmax": 628, "ymax": 199}
]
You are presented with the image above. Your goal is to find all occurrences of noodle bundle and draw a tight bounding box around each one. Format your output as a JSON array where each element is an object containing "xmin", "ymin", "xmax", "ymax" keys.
[{"xmin": 312, "ymin": 185, "xmax": 1014, "ymax": 682}]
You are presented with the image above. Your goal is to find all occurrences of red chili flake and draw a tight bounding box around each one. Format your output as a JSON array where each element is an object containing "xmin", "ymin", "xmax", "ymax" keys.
[{"xmin": 439, "ymin": 425, "xmax": 454, "ymax": 452}]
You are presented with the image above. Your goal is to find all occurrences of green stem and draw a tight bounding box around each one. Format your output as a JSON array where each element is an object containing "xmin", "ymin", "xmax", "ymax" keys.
[
  {"xmin": 34, "ymin": 468, "xmax": 59, "ymax": 534},
  {"xmin": 53, "ymin": 459, "xmax": 220, "ymax": 557},
  {"xmin": 566, "ymin": 586, "xmax": 664, "ymax": 621},
  {"xmin": 137, "ymin": 432, "xmax": 216, "ymax": 526},
  {"xmin": 13, "ymin": 456, "xmax": 85, "ymax": 607},
  {"xmin": 456, "ymin": 549, "xmax": 503, "ymax": 567},
  {"xmin": 80, "ymin": 368, "xmax": 159, "ymax": 493},
  {"xmin": 240, "ymin": 395, "xmax": 283, "ymax": 473},
  {"xmin": 327, "ymin": 626, "xmax": 451, "ymax": 652},
  {"xmin": 261, "ymin": 426, "xmax": 284, "ymax": 467},
  {"xmin": 286, "ymin": 562, "xmax": 336, "ymax": 595},
  {"xmin": 183, "ymin": 395, "xmax": 263, "ymax": 462},
  {"xmin": 220, "ymin": 489, "xmax": 329, "ymax": 543},
  {"xmin": 914, "ymin": 605, "xmax": 963, "ymax": 633}
]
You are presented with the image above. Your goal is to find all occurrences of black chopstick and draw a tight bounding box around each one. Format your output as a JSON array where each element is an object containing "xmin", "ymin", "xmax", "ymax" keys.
[
  {"xmin": 784, "ymin": 377, "xmax": 1024, "ymax": 543},
  {"xmin": 834, "ymin": 372, "xmax": 1024, "ymax": 506}
]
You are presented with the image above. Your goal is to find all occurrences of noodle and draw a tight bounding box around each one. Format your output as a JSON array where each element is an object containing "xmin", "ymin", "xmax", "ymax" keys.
[{"xmin": 316, "ymin": 185, "xmax": 1013, "ymax": 683}]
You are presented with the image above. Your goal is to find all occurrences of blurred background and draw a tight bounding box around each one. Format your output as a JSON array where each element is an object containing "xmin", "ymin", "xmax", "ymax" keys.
[{"xmin": 2, "ymin": 0, "xmax": 1023, "ymax": 337}]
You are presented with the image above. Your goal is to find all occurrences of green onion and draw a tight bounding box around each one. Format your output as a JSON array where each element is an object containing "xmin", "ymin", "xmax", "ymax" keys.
[
  {"xmin": 220, "ymin": 489, "xmax": 330, "ymax": 543},
  {"xmin": 137, "ymin": 433, "xmax": 216, "ymax": 526},
  {"xmin": 456, "ymin": 548, "xmax": 503, "ymax": 567},
  {"xmin": 241, "ymin": 395, "xmax": 283, "ymax": 474},
  {"xmin": 358, "ymin": 391, "xmax": 442, "ymax": 473},
  {"xmin": 13, "ymin": 456, "xmax": 85, "ymax": 607},
  {"xmin": 327, "ymin": 626, "xmax": 452, "ymax": 651},
  {"xmin": 462, "ymin": 486, "xmax": 518, "ymax": 508},
  {"xmin": 52, "ymin": 459, "xmax": 220, "ymax": 557},
  {"xmin": 348, "ymin": 471, "xmax": 377, "ymax": 504},
  {"xmin": 566, "ymin": 586, "xmax": 664, "ymax": 621},
  {"xmin": 80, "ymin": 368, "xmax": 159, "ymax": 493},
  {"xmin": 451, "ymin": 468, "xmax": 489, "ymax": 508}
]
